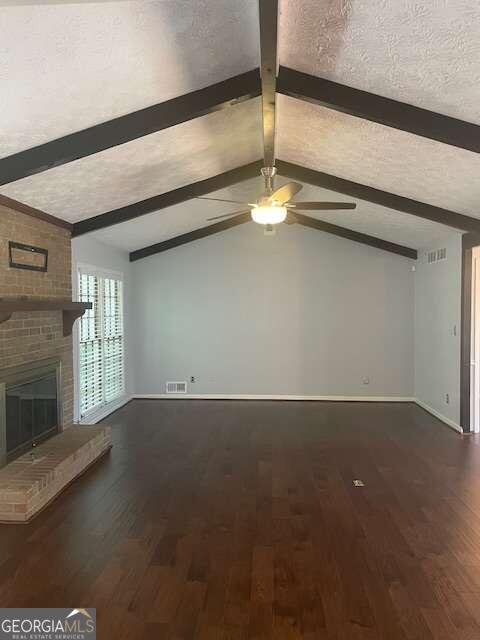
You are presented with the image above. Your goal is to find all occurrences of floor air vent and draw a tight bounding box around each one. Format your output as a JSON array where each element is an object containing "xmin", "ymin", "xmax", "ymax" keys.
[{"xmin": 166, "ymin": 381, "xmax": 187, "ymax": 394}]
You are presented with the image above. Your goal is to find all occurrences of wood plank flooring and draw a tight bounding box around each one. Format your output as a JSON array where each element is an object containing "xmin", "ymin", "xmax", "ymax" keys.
[{"xmin": 1, "ymin": 400, "xmax": 480, "ymax": 639}]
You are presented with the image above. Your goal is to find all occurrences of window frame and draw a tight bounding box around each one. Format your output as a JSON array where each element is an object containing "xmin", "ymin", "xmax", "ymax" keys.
[{"xmin": 73, "ymin": 263, "xmax": 126, "ymax": 424}]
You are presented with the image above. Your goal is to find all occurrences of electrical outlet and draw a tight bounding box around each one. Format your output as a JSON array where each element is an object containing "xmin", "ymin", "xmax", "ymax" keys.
[
  {"xmin": 362, "ymin": 377, "xmax": 370, "ymax": 385},
  {"xmin": 445, "ymin": 393, "xmax": 450, "ymax": 404},
  {"xmin": 453, "ymin": 324, "xmax": 457, "ymax": 337},
  {"xmin": 190, "ymin": 376, "xmax": 195, "ymax": 383}
]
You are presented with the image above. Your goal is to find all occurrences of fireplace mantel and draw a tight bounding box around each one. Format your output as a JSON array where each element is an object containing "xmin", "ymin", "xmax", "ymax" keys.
[{"xmin": 0, "ymin": 299, "xmax": 92, "ymax": 336}]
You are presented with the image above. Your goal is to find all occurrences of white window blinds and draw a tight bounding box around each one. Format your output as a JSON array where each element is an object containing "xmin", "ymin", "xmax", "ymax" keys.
[{"xmin": 78, "ymin": 269, "xmax": 124, "ymax": 419}]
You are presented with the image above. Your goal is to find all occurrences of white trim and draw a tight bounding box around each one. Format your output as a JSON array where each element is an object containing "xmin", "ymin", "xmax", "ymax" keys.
[
  {"xmin": 72, "ymin": 267, "xmax": 80, "ymax": 423},
  {"xmin": 99, "ymin": 393, "xmax": 463, "ymax": 434},
  {"xmin": 76, "ymin": 261, "xmax": 124, "ymax": 281},
  {"xmin": 96, "ymin": 395, "xmax": 464, "ymax": 434},
  {"xmin": 414, "ymin": 399, "xmax": 463, "ymax": 434},
  {"xmin": 77, "ymin": 394, "xmax": 132, "ymax": 425},
  {"xmin": 132, "ymin": 394, "xmax": 415, "ymax": 402}
]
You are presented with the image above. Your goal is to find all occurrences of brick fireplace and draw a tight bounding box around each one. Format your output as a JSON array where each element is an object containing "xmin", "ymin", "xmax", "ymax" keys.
[
  {"xmin": 0, "ymin": 203, "xmax": 73, "ymax": 427},
  {"xmin": 0, "ymin": 201, "xmax": 111, "ymax": 522}
]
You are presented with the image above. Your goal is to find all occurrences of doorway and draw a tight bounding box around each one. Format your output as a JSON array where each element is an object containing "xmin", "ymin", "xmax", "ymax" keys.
[
  {"xmin": 470, "ymin": 246, "xmax": 480, "ymax": 433},
  {"xmin": 461, "ymin": 233, "xmax": 480, "ymax": 432}
]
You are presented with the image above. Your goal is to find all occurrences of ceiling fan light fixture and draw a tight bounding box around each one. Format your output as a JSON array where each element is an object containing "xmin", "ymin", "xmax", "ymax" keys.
[{"xmin": 251, "ymin": 205, "xmax": 287, "ymax": 225}]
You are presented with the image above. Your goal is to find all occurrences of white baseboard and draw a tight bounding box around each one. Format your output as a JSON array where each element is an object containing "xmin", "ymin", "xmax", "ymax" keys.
[
  {"xmin": 83, "ymin": 394, "xmax": 464, "ymax": 434},
  {"xmin": 78, "ymin": 395, "xmax": 133, "ymax": 425},
  {"xmin": 132, "ymin": 393, "xmax": 415, "ymax": 402},
  {"xmin": 414, "ymin": 399, "xmax": 463, "ymax": 434}
]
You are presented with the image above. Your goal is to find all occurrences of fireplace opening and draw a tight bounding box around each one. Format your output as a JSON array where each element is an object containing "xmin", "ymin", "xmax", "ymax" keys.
[
  {"xmin": 6, "ymin": 372, "xmax": 58, "ymax": 456},
  {"xmin": 1, "ymin": 358, "xmax": 62, "ymax": 465}
]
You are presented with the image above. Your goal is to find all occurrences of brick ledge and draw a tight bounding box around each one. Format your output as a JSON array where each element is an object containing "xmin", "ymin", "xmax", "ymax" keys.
[{"xmin": 0, "ymin": 425, "xmax": 112, "ymax": 523}]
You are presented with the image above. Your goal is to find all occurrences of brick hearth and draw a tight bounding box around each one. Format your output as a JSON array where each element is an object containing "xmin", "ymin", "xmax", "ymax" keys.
[{"xmin": 0, "ymin": 425, "xmax": 112, "ymax": 523}]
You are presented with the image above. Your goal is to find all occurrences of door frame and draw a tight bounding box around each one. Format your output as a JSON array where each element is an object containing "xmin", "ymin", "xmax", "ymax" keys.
[{"xmin": 460, "ymin": 233, "xmax": 480, "ymax": 432}]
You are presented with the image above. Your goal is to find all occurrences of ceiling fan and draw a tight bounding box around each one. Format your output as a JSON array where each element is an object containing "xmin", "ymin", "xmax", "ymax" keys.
[
  {"xmin": 196, "ymin": 0, "xmax": 356, "ymax": 231},
  {"xmin": 195, "ymin": 166, "xmax": 356, "ymax": 228}
]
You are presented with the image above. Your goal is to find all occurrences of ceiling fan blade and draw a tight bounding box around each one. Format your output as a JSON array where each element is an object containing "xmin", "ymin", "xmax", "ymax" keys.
[
  {"xmin": 207, "ymin": 209, "xmax": 251, "ymax": 222},
  {"xmin": 268, "ymin": 182, "xmax": 303, "ymax": 204},
  {"xmin": 284, "ymin": 212, "xmax": 298, "ymax": 225},
  {"xmin": 290, "ymin": 202, "xmax": 357, "ymax": 210},
  {"xmin": 196, "ymin": 196, "xmax": 251, "ymax": 205}
]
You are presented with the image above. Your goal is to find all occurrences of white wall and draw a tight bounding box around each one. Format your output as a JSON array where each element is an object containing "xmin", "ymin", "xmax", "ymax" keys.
[
  {"xmin": 72, "ymin": 225, "xmax": 466, "ymax": 430},
  {"xmin": 414, "ymin": 233, "xmax": 462, "ymax": 428},
  {"xmin": 131, "ymin": 223, "xmax": 415, "ymax": 398},
  {"xmin": 71, "ymin": 236, "xmax": 134, "ymax": 418}
]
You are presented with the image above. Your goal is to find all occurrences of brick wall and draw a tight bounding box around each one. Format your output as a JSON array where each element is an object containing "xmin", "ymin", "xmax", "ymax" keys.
[{"xmin": 0, "ymin": 205, "xmax": 74, "ymax": 427}]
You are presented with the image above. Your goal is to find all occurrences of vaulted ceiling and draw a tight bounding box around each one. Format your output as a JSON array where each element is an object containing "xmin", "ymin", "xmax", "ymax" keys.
[{"xmin": 1, "ymin": 0, "xmax": 479, "ymax": 260}]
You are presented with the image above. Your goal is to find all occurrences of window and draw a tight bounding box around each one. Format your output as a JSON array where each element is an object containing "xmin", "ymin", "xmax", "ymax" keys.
[{"xmin": 77, "ymin": 268, "xmax": 124, "ymax": 419}]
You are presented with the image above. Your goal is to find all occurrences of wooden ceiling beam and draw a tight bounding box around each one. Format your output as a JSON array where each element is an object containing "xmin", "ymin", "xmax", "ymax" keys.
[
  {"xmin": 129, "ymin": 213, "xmax": 252, "ymax": 261},
  {"xmin": 78, "ymin": 158, "xmax": 478, "ymax": 259},
  {"xmin": 277, "ymin": 66, "xmax": 480, "ymax": 154},
  {"xmin": 277, "ymin": 160, "xmax": 480, "ymax": 233},
  {"xmin": 72, "ymin": 161, "xmax": 263, "ymax": 236},
  {"xmin": 129, "ymin": 204, "xmax": 417, "ymax": 263},
  {"xmin": 0, "ymin": 69, "xmax": 261, "ymax": 187},
  {"xmin": 258, "ymin": 0, "xmax": 279, "ymax": 167},
  {"xmin": 291, "ymin": 212, "xmax": 417, "ymax": 259},
  {"xmin": 129, "ymin": 209, "xmax": 416, "ymax": 262}
]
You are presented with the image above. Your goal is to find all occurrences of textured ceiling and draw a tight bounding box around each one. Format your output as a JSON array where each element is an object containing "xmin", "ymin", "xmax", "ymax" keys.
[
  {"xmin": 90, "ymin": 175, "xmax": 457, "ymax": 254},
  {"xmin": 0, "ymin": 0, "xmax": 259, "ymax": 156},
  {"xmin": 92, "ymin": 177, "xmax": 265, "ymax": 251},
  {"xmin": 279, "ymin": 0, "xmax": 480, "ymax": 125},
  {"xmin": 292, "ymin": 182, "xmax": 459, "ymax": 249},
  {"xmin": 2, "ymin": 0, "xmax": 478, "ymax": 254},
  {"xmin": 277, "ymin": 95, "xmax": 480, "ymax": 219},
  {"xmin": 1, "ymin": 99, "xmax": 262, "ymax": 222}
]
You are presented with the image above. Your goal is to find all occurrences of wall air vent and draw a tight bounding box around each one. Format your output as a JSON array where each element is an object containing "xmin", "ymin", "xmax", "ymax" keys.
[
  {"xmin": 437, "ymin": 247, "xmax": 447, "ymax": 261},
  {"xmin": 166, "ymin": 381, "xmax": 187, "ymax": 394},
  {"xmin": 427, "ymin": 248, "xmax": 447, "ymax": 264}
]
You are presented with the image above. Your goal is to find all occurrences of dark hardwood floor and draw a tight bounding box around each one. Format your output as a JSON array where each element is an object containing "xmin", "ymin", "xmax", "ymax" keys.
[{"xmin": 1, "ymin": 399, "xmax": 480, "ymax": 639}]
